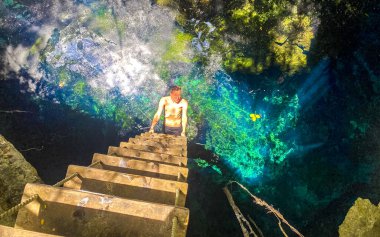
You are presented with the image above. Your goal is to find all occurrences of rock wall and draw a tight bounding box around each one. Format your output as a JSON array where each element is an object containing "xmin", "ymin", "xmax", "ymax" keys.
[
  {"xmin": 339, "ymin": 197, "xmax": 380, "ymax": 236},
  {"xmin": 0, "ymin": 135, "xmax": 42, "ymax": 226}
]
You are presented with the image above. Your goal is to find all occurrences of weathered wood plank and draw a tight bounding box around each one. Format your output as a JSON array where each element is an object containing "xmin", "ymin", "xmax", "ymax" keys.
[
  {"xmin": 119, "ymin": 142, "xmax": 186, "ymax": 157},
  {"xmin": 133, "ymin": 135, "xmax": 187, "ymax": 147},
  {"xmin": 108, "ymin": 147, "xmax": 187, "ymax": 166},
  {"xmin": 0, "ymin": 225, "xmax": 63, "ymax": 237},
  {"xmin": 92, "ymin": 153, "xmax": 188, "ymax": 181},
  {"xmin": 15, "ymin": 183, "xmax": 189, "ymax": 237},
  {"xmin": 64, "ymin": 165, "xmax": 188, "ymax": 206},
  {"xmin": 128, "ymin": 137, "xmax": 186, "ymax": 151},
  {"xmin": 141, "ymin": 132, "xmax": 187, "ymax": 141}
]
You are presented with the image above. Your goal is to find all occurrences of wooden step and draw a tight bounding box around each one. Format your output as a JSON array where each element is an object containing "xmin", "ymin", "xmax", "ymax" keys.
[
  {"xmin": 128, "ymin": 137, "xmax": 186, "ymax": 151},
  {"xmin": 108, "ymin": 146, "xmax": 187, "ymax": 166},
  {"xmin": 139, "ymin": 134, "xmax": 187, "ymax": 144},
  {"xmin": 15, "ymin": 183, "xmax": 189, "ymax": 237},
  {"xmin": 134, "ymin": 135, "xmax": 187, "ymax": 146},
  {"xmin": 120, "ymin": 141, "xmax": 187, "ymax": 157},
  {"xmin": 92, "ymin": 153, "xmax": 188, "ymax": 181},
  {"xmin": 64, "ymin": 165, "xmax": 188, "ymax": 206},
  {"xmin": 0, "ymin": 225, "xmax": 63, "ymax": 237},
  {"xmin": 141, "ymin": 132, "xmax": 187, "ymax": 141}
]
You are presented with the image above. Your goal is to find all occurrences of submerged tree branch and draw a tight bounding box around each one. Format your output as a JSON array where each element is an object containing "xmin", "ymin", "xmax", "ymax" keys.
[
  {"xmin": 276, "ymin": 216, "xmax": 288, "ymax": 237},
  {"xmin": 247, "ymin": 215, "xmax": 264, "ymax": 237},
  {"xmin": 223, "ymin": 187, "xmax": 258, "ymax": 237},
  {"xmin": 20, "ymin": 146, "xmax": 44, "ymax": 152},
  {"xmin": 226, "ymin": 181, "xmax": 304, "ymax": 237},
  {"xmin": 0, "ymin": 110, "xmax": 32, "ymax": 114}
]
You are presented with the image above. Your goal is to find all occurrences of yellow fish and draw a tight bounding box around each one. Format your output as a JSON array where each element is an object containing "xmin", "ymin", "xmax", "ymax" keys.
[{"xmin": 250, "ymin": 113, "xmax": 261, "ymax": 121}]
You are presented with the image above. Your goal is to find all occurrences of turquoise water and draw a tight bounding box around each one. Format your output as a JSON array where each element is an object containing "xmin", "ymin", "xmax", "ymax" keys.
[{"xmin": 1, "ymin": 0, "xmax": 379, "ymax": 236}]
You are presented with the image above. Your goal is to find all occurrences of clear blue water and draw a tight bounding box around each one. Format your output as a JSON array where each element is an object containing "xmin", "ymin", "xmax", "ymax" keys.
[{"xmin": 1, "ymin": 0, "xmax": 379, "ymax": 236}]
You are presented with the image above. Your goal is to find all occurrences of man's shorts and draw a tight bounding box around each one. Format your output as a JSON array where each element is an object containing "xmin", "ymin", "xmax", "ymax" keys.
[{"xmin": 164, "ymin": 126, "xmax": 182, "ymax": 136}]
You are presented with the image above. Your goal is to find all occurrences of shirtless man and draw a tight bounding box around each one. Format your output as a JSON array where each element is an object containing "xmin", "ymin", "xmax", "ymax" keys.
[{"xmin": 149, "ymin": 86, "xmax": 188, "ymax": 137}]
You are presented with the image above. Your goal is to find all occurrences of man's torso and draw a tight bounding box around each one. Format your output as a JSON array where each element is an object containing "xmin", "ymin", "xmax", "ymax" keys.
[{"xmin": 163, "ymin": 96, "xmax": 186, "ymax": 128}]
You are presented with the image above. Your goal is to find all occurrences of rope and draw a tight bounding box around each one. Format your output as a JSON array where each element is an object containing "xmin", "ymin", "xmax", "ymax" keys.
[
  {"xmin": 53, "ymin": 172, "xmax": 79, "ymax": 187},
  {"xmin": 171, "ymin": 216, "xmax": 178, "ymax": 237},
  {"xmin": 88, "ymin": 160, "xmax": 101, "ymax": 168},
  {"xmin": 0, "ymin": 194, "xmax": 40, "ymax": 219},
  {"xmin": 0, "ymin": 160, "xmax": 103, "ymax": 219},
  {"xmin": 53, "ymin": 161, "xmax": 102, "ymax": 187}
]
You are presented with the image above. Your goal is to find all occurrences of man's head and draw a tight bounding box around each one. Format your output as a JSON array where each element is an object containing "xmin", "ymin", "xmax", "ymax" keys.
[{"xmin": 170, "ymin": 86, "xmax": 182, "ymax": 103}]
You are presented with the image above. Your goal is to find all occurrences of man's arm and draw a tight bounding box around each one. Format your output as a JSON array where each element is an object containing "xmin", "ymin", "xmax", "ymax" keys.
[
  {"xmin": 181, "ymin": 100, "xmax": 188, "ymax": 137},
  {"xmin": 149, "ymin": 98, "xmax": 165, "ymax": 133}
]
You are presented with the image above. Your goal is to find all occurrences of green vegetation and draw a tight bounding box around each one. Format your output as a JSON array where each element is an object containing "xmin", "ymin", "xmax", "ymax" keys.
[
  {"xmin": 269, "ymin": 15, "xmax": 314, "ymax": 75},
  {"xmin": 159, "ymin": 0, "xmax": 315, "ymax": 75}
]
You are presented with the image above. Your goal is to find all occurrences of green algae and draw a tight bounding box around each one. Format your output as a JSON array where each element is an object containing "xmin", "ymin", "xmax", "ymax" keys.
[
  {"xmin": 163, "ymin": 30, "xmax": 193, "ymax": 63},
  {"xmin": 176, "ymin": 74, "xmax": 299, "ymax": 179},
  {"xmin": 3, "ymin": 0, "xmax": 14, "ymax": 7},
  {"xmin": 194, "ymin": 158, "xmax": 222, "ymax": 175},
  {"xmin": 73, "ymin": 81, "xmax": 86, "ymax": 95},
  {"xmin": 30, "ymin": 37, "xmax": 43, "ymax": 55},
  {"xmin": 58, "ymin": 69, "xmax": 71, "ymax": 87}
]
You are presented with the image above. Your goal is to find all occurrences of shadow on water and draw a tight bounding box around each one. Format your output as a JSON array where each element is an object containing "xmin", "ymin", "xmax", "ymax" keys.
[
  {"xmin": 186, "ymin": 143, "xmax": 242, "ymax": 237},
  {"xmin": 185, "ymin": 144, "xmax": 303, "ymax": 237},
  {"xmin": 0, "ymin": 78, "xmax": 126, "ymax": 184}
]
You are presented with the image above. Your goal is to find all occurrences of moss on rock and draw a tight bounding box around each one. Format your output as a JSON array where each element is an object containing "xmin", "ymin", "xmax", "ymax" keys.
[
  {"xmin": 339, "ymin": 198, "xmax": 380, "ymax": 237},
  {"xmin": 0, "ymin": 135, "xmax": 42, "ymax": 226}
]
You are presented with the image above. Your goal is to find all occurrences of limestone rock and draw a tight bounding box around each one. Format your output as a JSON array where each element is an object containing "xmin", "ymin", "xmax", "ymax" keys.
[
  {"xmin": 0, "ymin": 135, "xmax": 42, "ymax": 226},
  {"xmin": 339, "ymin": 197, "xmax": 380, "ymax": 237}
]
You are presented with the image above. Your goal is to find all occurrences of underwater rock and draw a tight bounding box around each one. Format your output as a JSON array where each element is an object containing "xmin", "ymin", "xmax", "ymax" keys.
[
  {"xmin": 0, "ymin": 135, "xmax": 42, "ymax": 226},
  {"xmin": 41, "ymin": 0, "xmax": 177, "ymax": 98},
  {"xmin": 339, "ymin": 197, "xmax": 380, "ymax": 236}
]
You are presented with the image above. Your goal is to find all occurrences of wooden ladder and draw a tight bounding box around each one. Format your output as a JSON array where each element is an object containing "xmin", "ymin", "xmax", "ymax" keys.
[{"xmin": 0, "ymin": 133, "xmax": 189, "ymax": 237}]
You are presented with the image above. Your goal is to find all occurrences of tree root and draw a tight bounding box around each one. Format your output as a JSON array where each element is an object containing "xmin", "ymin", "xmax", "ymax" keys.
[
  {"xmin": 247, "ymin": 215, "xmax": 264, "ymax": 237},
  {"xmin": 223, "ymin": 187, "xmax": 259, "ymax": 237},
  {"xmin": 20, "ymin": 146, "xmax": 44, "ymax": 152},
  {"xmin": 0, "ymin": 110, "xmax": 32, "ymax": 114},
  {"xmin": 225, "ymin": 181, "xmax": 304, "ymax": 237}
]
